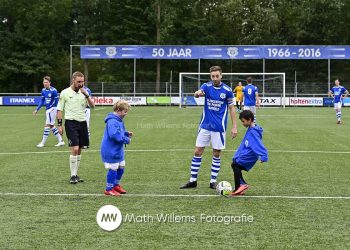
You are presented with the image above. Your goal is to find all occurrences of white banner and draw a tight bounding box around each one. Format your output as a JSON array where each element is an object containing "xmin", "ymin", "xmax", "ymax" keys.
[
  {"xmin": 119, "ymin": 97, "xmax": 146, "ymax": 105},
  {"xmin": 259, "ymin": 97, "xmax": 281, "ymax": 106},
  {"xmin": 91, "ymin": 97, "xmax": 119, "ymax": 105},
  {"xmin": 171, "ymin": 97, "xmax": 181, "ymax": 104},
  {"xmin": 289, "ymin": 97, "xmax": 323, "ymax": 106},
  {"xmin": 196, "ymin": 97, "xmax": 205, "ymax": 105},
  {"xmin": 283, "ymin": 97, "xmax": 289, "ymax": 106},
  {"xmin": 0, "ymin": 97, "xmax": 2, "ymax": 105},
  {"xmin": 91, "ymin": 97, "xmax": 146, "ymax": 105}
]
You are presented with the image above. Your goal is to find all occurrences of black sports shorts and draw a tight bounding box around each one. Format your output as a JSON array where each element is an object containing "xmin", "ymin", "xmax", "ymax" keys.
[{"xmin": 65, "ymin": 120, "xmax": 89, "ymax": 147}]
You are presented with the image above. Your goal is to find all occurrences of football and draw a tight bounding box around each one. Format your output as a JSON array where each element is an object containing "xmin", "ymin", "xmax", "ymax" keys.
[{"xmin": 216, "ymin": 181, "xmax": 232, "ymax": 196}]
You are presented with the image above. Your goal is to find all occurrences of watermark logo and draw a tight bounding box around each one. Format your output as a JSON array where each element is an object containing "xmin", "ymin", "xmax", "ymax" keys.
[{"xmin": 96, "ymin": 205, "xmax": 122, "ymax": 231}]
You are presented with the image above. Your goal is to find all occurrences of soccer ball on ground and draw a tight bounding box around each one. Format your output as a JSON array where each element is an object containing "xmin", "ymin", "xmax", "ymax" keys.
[{"xmin": 216, "ymin": 181, "xmax": 232, "ymax": 196}]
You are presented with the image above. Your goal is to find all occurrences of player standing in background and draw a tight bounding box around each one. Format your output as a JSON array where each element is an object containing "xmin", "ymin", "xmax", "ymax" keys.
[
  {"xmin": 180, "ymin": 66, "xmax": 238, "ymax": 189},
  {"xmin": 329, "ymin": 79, "xmax": 348, "ymax": 124},
  {"xmin": 57, "ymin": 71, "xmax": 95, "ymax": 184},
  {"xmin": 83, "ymin": 83, "xmax": 92, "ymax": 147},
  {"xmin": 101, "ymin": 100, "xmax": 133, "ymax": 196},
  {"xmin": 242, "ymin": 77, "xmax": 260, "ymax": 122},
  {"xmin": 33, "ymin": 76, "xmax": 65, "ymax": 148},
  {"xmin": 230, "ymin": 110, "xmax": 268, "ymax": 196},
  {"xmin": 233, "ymin": 81, "xmax": 243, "ymax": 112}
]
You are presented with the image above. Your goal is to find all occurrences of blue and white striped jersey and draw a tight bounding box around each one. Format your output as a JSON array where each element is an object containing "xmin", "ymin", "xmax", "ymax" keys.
[
  {"xmin": 330, "ymin": 86, "xmax": 347, "ymax": 103},
  {"xmin": 36, "ymin": 87, "xmax": 58, "ymax": 111},
  {"xmin": 199, "ymin": 82, "xmax": 234, "ymax": 132}
]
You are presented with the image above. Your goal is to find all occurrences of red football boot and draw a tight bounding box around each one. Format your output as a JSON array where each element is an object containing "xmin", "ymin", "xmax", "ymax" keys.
[
  {"xmin": 113, "ymin": 185, "xmax": 127, "ymax": 194},
  {"xmin": 104, "ymin": 189, "xmax": 121, "ymax": 197},
  {"xmin": 229, "ymin": 184, "xmax": 249, "ymax": 196}
]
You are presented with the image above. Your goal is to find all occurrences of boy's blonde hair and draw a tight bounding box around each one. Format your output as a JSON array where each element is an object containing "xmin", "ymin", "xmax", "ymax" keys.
[{"xmin": 113, "ymin": 100, "xmax": 130, "ymax": 112}]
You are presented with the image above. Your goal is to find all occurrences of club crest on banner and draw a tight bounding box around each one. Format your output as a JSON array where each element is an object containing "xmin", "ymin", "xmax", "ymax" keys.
[
  {"xmin": 106, "ymin": 47, "xmax": 117, "ymax": 57},
  {"xmin": 227, "ymin": 47, "xmax": 238, "ymax": 58}
]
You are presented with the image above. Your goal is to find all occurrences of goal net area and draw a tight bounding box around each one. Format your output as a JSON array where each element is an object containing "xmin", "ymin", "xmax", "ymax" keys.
[{"xmin": 179, "ymin": 72, "xmax": 285, "ymax": 108}]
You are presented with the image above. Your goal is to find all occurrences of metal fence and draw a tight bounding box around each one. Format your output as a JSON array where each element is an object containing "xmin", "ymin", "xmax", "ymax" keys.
[{"xmin": 85, "ymin": 81, "xmax": 350, "ymax": 97}]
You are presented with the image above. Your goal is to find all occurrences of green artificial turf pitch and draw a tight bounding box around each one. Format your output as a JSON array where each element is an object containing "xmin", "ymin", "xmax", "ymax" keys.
[{"xmin": 0, "ymin": 106, "xmax": 349, "ymax": 249}]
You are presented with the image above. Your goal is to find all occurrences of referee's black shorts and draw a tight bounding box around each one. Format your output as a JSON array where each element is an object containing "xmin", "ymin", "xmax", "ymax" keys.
[{"xmin": 65, "ymin": 120, "xmax": 89, "ymax": 147}]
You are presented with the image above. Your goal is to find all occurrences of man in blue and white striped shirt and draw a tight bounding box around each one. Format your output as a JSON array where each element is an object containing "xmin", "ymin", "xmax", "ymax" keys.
[
  {"xmin": 329, "ymin": 78, "xmax": 348, "ymax": 124},
  {"xmin": 181, "ymin": 66, "xmax": 238, "ymax": 189},
  {"xmin": 33, "ymin": 76, "xmax": 65, "ymax": 147}
]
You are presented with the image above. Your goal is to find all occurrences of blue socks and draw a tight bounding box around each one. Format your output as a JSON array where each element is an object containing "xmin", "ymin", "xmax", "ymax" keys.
[
  {"xmin": 106, "ymin": 167, "xmax": 125, "ymax": 190},
  {"xmin": 106, "ymin": 169, "xmax": 118, "ymax": 191},
  {"xmin": 115, "ymin": 167, "xmax": 125, "ymax": 186}
]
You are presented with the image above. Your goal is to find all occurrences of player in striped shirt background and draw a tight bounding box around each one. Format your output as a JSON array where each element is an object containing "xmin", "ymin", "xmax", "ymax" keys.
[
  {"xmin": 33, "ymin": 76, "xmax": 65, "ymax": 147},
  {"xmin": 242, "ymin": 77, "xmax": 260, "ymax": 123},
  {"xmin": 329, "ymin": 78, "xmax": 348, "ymax": 124}
]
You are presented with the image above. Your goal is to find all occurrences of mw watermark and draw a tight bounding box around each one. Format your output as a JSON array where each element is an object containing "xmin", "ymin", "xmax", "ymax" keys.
[{"xmin": 96, "ymin": 205, "xmax": 122, "ymax": 231}]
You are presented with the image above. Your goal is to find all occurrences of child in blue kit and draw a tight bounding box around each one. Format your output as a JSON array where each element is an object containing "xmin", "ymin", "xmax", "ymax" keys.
[
  {"xmin": 230, "ymin": 110, "xmax": 268, "ymax": 196},
  {"xmin": 100, "ymin": 100, "xmax": 133, "ymax": 196}
]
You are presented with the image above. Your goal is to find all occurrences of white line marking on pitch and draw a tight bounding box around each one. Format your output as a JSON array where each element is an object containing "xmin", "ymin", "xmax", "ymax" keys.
[
  {"xmin": 2, "ymin": 149, "xmax": 350, "ymax": 156},
  {"xmin": 93, "ymin": 107, "xmax": 108, "ymax": 111},
  {"xmin": 0, "ymin": 192, "xmax": 349, "ymax": 199}
]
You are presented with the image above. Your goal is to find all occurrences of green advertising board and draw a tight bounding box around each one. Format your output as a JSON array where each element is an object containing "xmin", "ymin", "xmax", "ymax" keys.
[{"xmin": 146, "ymin": 96, "xmax": 171, "ymax": 105}]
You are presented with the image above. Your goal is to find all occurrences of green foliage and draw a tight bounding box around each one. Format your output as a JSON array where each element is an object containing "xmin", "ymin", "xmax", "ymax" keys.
[{"xmin": 0, "ymin": 0, "xmax": 72, "ymax": 92}]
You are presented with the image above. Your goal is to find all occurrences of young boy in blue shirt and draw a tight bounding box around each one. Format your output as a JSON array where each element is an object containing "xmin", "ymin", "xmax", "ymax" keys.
[
  {"xmin": 100, "ymin": 100, "xmax": 133, "ymax": 196},
  {"xmin": 230, "ymin": 110, "xmax": 268, "ymax": 196}
]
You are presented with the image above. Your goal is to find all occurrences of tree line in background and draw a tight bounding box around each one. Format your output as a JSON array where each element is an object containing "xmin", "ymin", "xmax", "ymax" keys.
[{"xmin": 1, "ymin": 0, "xmax": 350, "ymax": 93}]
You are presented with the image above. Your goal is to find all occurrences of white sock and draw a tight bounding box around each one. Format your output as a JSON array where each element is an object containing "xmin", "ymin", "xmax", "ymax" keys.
[
  {"xmin": 210, "ymin": 157, "xmax": 221, "ymax": 183},
  {"xmin": 76, "ymin": 155, "xmax": 81, "ymax": 174},
  {"xmin": 336, "ymin": 111, "xmax": 341, "ymax": 121},
  {"xmin": 51, "ymin": 126, "xmax": 63, "ymax": 142},
  {"xmin": 70, "ymin": 155, "xmax": 78, "ymax": 176},
  {"xmin": 41, "ymin": 127, "xmax": 50, "ymax": 144}
]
